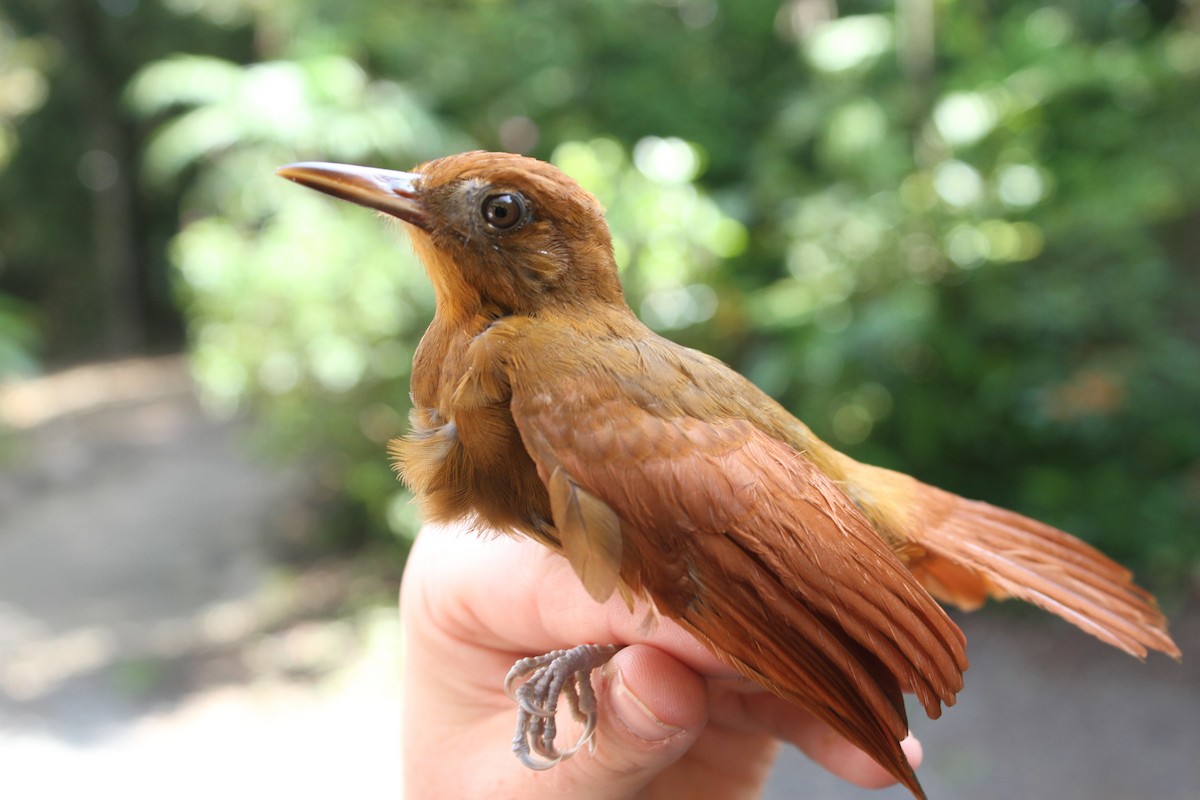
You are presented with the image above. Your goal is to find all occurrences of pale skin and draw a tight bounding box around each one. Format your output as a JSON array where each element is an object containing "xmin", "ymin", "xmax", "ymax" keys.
[{"xmin": 401, "ymin": 524, "xmax": 923, "ymax": 799}]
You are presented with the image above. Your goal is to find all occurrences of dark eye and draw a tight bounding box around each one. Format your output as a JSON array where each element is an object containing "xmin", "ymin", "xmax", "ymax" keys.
[{"xmin": 481, "ymin": 192, "xmax": 526, "ymax": 230}]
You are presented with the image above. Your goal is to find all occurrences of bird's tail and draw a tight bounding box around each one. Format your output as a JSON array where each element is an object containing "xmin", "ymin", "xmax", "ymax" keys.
[{"xmin": 849, "ymin": 464, "xmax": 1181, "ymax": 661}]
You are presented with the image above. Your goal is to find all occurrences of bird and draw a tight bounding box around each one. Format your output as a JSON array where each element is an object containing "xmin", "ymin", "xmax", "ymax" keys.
[{"xmin": 277, "ymin": 151, "xmax": 1180, "ymax": 799}]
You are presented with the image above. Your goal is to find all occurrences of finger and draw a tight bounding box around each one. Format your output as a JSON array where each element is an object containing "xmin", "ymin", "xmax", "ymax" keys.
[
  {"xmin": 713, "ymin": 689, "xmax": 924, "ymax": 790},
  {"xmin": 414, "ymin": 525, "xmax": 737, "ymax": 679},
  {"xmin": 412, "ymin": 525, "xmax": 922, "ymax": 792},
  {"xmin": 543, "ymin": 645, "xmax": 709, "ymax": 799}
]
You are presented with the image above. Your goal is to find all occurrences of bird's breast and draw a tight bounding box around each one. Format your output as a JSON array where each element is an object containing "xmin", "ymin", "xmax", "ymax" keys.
[{"xmin": 392, "ymin": 400, "xmax": 557, "ymax": 547}]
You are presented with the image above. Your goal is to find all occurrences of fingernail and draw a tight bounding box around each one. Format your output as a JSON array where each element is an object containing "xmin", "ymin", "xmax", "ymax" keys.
[{"xmin": 609, "ymin": 667, "xmax": 683, "ymax": 742}]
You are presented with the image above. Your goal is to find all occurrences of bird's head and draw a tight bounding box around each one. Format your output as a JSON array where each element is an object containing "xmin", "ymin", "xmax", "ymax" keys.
[{"xmin": 277, "ymin": 151, "xmax": 625, "ymax": 319}]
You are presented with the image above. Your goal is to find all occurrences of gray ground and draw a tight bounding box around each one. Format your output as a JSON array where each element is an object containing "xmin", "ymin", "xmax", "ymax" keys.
[{"xmin": 1, "ymin": 358, "xmax": 1196, "ymax": 799}]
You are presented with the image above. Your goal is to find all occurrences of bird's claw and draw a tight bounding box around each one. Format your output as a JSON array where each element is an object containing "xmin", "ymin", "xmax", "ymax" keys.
[{"xmin": 505, "ymin": 643, "xmax": 621, "ymax": 770}]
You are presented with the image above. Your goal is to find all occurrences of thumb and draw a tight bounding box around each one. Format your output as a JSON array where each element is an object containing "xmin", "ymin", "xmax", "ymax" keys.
[{"xmin": 550, "ymin": 644, "xmax": 709, "ymax": 799}]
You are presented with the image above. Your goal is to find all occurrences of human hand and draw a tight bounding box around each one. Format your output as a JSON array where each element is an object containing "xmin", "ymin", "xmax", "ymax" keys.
[{"xmin": 400, "ymin": 523, "xmax": 923, "ymax": 799}]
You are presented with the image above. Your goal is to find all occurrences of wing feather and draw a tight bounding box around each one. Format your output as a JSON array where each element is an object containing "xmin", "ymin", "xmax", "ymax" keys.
[
  {"xmin": 510, "ymin": 363, "xmax": 967, "ymax": 798},
  {"xmin": 548, "ymin": 464, "xmax": 623, "ymax": 603}
]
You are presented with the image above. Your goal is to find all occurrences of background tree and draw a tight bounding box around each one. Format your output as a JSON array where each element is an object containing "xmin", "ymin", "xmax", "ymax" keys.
[{"xmin": 2, "ymin": 0, "xmax": 1197, "ymax": 590}]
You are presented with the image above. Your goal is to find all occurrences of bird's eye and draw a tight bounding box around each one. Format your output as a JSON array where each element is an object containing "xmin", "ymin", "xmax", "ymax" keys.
[{"xmin": 481, "ymin": 192, "xmax": 526, "ymax": 231}]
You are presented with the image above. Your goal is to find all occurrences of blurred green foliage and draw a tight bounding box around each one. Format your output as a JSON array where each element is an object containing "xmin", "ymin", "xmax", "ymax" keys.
[
  {"xmin": 0, "ymin": 14, "xmax": 47, "ymax": 375},
  {"xmin": 2, "ymin": 0, "xmax": 1198, "ymax": 589}
]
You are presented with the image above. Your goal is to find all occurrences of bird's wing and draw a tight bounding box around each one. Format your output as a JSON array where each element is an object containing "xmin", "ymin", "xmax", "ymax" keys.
[{"xmin": 503, "ymin": 331, "xmax": 967, "ymax": 798}]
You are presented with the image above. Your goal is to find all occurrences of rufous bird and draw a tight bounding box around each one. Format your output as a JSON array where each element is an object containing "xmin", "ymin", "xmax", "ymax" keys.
[{"xmin": 277, "ymin": 151, "xmax": 1180, "ymax": 799}]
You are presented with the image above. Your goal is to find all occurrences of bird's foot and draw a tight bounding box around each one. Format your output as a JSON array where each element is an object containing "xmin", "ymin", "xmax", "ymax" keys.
[{"xmin": 505, "ymin": 643, "xmax": 621, "ymax": 770}]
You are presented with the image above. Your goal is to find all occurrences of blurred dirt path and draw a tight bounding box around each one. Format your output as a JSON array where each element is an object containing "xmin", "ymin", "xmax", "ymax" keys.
[
  {"xmin": 765, "ymin": 609, "xmax": 1198, "ymax": 799},
  {"xmin": 0, "ymin": 357, "xmax": 1195, "ymax": 799},
  {"xmin": 0, "ymin": 358, "xmax": 400, "ymax": 799}
]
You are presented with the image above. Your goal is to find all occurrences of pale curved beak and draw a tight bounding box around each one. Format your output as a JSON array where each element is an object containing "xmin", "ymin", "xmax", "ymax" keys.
[{"xmin": 276, "ymin": 161, "xmax": 429, "ymax": 230}]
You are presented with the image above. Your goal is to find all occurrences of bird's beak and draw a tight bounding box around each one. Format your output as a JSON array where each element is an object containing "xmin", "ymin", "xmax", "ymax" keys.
[{"xmin": 275, "ymin": 161, "xmax": 429, "ymax": 230}]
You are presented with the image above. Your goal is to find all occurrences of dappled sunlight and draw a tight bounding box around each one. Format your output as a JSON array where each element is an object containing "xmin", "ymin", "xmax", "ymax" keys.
[
  {"xmin": 804, "ymin": 14, "xmax": 893, "ymax": 73},
  {"xmin": 0, "ymin": 360, "xmax": 403, "ymax": 796},
  {"xmin": 2, "ymin": 608, "xmax": 402, "ymax": 799},
  {"xmin": 552, "ymin": 137, "xmax": 747, "ymax": 330},
  {"xmin": 1, "ymin": 0, "xmax": 1198, "ymax": 795}
]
